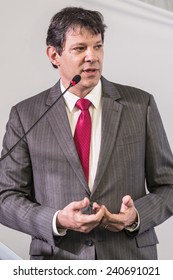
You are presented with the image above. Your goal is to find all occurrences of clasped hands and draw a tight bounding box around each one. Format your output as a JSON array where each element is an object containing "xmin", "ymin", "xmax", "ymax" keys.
[{"xmin": 56, "ymin": 195, "xmax": 138, "ymax": 233}]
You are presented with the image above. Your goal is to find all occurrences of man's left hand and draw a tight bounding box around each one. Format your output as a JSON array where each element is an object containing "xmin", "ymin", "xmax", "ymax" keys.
[{"xmin": 93, "ymin": 195, "xmax": 138, "ymax": 232}]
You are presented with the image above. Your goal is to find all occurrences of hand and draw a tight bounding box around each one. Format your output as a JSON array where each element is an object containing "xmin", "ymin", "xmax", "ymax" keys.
[
  {"xmin": 56, "ymin": 197, "xmax": 105, "ymax": 233},
  {"xmin": 93, "ymin": 195, "xmax": 138, "ymax": 232}
]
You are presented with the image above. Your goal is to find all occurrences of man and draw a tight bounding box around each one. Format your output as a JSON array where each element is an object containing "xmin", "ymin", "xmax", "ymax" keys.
[{"xmin": 0, "ymin": 6, "xmax": 173, "ymax": 260}]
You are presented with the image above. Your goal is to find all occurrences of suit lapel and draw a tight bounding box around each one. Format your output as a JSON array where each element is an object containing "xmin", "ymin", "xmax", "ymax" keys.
[
  {"xmin": 92, "ymin": 77, "xmax": 123, "ymax": 193},
  {"xmin": 45, "ymin": 81, "xmax": 90, "ymax": 194}
]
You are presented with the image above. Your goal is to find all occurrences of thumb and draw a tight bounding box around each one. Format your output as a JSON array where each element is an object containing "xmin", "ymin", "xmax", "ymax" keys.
[
  {"xmin": 122, "ymin": 195, "xmax": 134, "ymax": 207},
  {"xmin": 72, "ymin": 197, "xmax": 90, "ymax": 210},
  {"xmin": 120, "ymin": 195, "xmax": 134, "ymax": 212}
]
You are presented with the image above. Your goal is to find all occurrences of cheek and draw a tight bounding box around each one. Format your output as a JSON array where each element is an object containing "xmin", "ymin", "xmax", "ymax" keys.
[
  {"xmin": 99, "ymin": 52, "xmax": 104, "ymax": 63},
  {"xmin": 65, "ymin": 56, "xmax": 82, "ymax": 68}
]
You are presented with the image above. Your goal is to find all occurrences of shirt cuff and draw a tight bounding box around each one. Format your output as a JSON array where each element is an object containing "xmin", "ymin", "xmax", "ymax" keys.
[
  {"xmin": 52, "ymin": 210, "xmax": 67, "ymax": 236},
  {"xmin": 125, "ymin": 209, "xmax": 140, "ymax": 232}
]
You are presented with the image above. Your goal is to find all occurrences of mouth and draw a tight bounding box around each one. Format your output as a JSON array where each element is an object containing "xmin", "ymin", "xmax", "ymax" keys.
[{"xmin": 82, "ymin": 68, "xmax": 98, "ymax": 74}]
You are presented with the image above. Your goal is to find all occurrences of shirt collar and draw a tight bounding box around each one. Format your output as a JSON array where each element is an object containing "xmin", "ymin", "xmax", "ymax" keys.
[{"xmin": 61, "ymin": 80, "xmax": 102, "ymax": 112}]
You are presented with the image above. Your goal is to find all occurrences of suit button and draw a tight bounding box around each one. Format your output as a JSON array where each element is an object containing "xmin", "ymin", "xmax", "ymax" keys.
[{"xmin": 85, "ymin": 239, "xmax": 94, "ymax": 246}]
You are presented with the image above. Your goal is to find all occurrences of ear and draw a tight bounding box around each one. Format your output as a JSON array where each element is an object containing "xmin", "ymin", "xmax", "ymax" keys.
[{"xmin": 46, "ymin": 46, "xmax": 60, "ymax": 67}]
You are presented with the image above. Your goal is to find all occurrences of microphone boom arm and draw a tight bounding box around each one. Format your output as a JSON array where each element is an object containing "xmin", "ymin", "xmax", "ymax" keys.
[{"xmin": 0, "ymin": 75, "xmax": 81, "ymax": 161}]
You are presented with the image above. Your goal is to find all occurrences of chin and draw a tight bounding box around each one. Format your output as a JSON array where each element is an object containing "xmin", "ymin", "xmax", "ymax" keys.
[
  {"xmin": 83, "ymin": 81, "xmax": 98, "ymax": 90},
  {"xmin": 84, "ymin": 76, "xmax": 100, "ymax": 86}
]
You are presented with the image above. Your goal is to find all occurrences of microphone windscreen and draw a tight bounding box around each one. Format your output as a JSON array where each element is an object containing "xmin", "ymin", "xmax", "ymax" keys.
[{"xmin": 70, "ymin": 75, "xmax": 81, "ymax": 86}]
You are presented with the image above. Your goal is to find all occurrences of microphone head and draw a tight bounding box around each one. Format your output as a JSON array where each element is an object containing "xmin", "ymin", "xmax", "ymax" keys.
[{"xmin": 70, "ymin": 75, "xmax": 81, "ymax": 87}]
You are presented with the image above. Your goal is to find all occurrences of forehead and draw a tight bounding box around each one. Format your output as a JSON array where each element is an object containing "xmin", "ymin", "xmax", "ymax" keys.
[{"xmin": 65, "ymin": 26, "xmax": 102, "ymax": 43}]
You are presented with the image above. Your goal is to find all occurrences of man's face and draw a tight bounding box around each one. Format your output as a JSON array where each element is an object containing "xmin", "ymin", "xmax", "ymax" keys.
[{"xmin": 54, "ymin": 27, "xmax": 104, "ymax": 96}]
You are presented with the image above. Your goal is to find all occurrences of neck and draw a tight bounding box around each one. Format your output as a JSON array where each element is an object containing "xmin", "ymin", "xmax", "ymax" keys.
[{"xmin": 68, "ymin": 84, "xmax": 94, "ymax": 98}]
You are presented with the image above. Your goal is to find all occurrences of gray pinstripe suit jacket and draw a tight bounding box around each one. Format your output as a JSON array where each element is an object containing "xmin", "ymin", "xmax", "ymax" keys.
[{"xmin": 0, "ymin": 76, "xmax": 173, "ymax": 259}]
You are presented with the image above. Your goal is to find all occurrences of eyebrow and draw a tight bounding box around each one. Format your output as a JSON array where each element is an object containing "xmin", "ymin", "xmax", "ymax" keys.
[{"xmin": 70, "ymin": 40, "xmax": 103, "ymax": 47}]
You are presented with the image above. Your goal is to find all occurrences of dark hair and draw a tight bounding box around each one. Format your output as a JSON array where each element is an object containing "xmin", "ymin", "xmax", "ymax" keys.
[{"xmin": 46, "ymin": 7, "xmax": 107, "ymax": 68}]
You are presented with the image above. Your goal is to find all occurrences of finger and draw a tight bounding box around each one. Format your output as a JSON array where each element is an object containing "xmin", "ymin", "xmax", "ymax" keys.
[
  {"xmin": 92, "ymin": 202, "xmax": 104, "ymax": 214},
  {"xmin": 91, "ymin": 205, "xmax": 105, "ymax": 221},
  {"xmin": 92, "ymin": 202, "xmax": 100, "ymax": 211},
  {"xmin": 71, "ymin": 197, "xmax": 90, "ymax": 211},
  {"xmin": 106, "ymin": 223, "xmax": 124, "ymax": 232}
]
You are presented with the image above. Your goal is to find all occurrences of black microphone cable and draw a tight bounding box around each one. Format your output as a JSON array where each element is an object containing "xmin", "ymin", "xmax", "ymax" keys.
[{"xmin": 0, "ymin": 75, "xmax": 81, "ymax": 162}]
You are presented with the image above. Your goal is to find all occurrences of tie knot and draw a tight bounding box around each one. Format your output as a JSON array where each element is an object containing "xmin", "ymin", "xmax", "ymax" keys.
[{"xmin": 75, "ymin": 99, "xmax": 91, "ymax": 111}]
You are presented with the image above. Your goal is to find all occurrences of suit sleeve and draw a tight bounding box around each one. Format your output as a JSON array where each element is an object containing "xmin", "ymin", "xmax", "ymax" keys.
[
  {"xmin": 0, "ymin": 106, "xmax": 56, "ymax": 246},
  {"xmin": 134, "ymin": 94, "xmax": 173, "ymax": 234}
]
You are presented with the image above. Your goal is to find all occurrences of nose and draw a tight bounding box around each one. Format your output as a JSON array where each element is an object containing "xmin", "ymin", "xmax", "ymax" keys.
[{"xmin": 84, "ymin": 48, "xmax": 98, "ymax": 63}]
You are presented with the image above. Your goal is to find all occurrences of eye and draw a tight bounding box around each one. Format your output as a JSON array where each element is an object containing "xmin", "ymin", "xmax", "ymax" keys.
[
  {"xmin": 73, "ymin": 46, "xmax": 85, "ymax": 52},
  {"xmin": 95, "ymin": 44, "xmax": 103, "ymax": 50}
]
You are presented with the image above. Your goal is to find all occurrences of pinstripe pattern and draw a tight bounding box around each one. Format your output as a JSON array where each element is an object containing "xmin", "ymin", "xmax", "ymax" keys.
[{"xmin": 0, "ymin": 76, "xmax": 173, "ymax": 259}]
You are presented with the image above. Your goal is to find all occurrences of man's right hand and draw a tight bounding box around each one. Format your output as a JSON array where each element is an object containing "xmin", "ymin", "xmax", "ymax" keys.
[{"xmin": 56, "ymin": 197, "xmax": 105, "ymax": 233}]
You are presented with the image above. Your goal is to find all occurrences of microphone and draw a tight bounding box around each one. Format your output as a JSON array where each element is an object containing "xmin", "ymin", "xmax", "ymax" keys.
[{"xmin": 0, "ymin": 75, "xmax": 81, "ymax": 161}]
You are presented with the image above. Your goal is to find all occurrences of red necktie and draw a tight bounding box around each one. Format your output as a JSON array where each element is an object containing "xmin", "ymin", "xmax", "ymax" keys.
[{"xmin": 74, "ymin": 99, "xmax": 91, "ymax": 182}]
